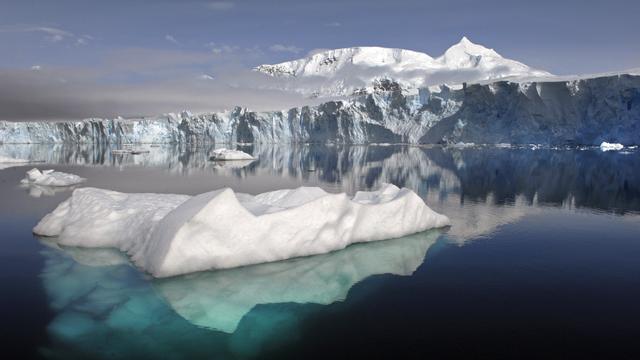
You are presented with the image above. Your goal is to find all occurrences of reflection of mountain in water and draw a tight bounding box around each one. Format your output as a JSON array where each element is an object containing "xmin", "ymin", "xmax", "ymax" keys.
[
  {"xmin": 38, "ymin": 231, "xmax": 440, "ymax": 358},
  {"xmin": 5, "ymin": 144, "xmax": 638, "ymax": 210},
  {"xmin": 6, "ymin": 143, "xmax": 638, "ymax": 237}
]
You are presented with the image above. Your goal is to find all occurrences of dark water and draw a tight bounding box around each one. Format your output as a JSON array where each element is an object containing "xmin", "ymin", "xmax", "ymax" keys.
[{"xmin": 1, "ymin": 144, "xmax": 639, "ymax": 359}]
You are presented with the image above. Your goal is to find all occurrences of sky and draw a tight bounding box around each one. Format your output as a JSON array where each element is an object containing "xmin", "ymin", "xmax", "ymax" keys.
[{"xmin": 0, "ymin": 0, "xmax": 638, "ymax": 120}]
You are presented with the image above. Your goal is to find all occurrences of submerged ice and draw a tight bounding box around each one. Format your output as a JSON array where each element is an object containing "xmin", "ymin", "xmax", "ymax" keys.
[
  {"xmin": 38, "ymin": 228, "xmax": 439, "ymax": 358},
  {"xmin": 34, "ymin": 184, "xmax": 449, "ymax": 277}
]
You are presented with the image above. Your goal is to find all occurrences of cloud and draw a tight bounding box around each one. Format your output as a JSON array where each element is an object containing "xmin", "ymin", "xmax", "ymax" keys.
[
  {"xmin": 324, "ymin": 22, "xmax": 341, "ymax": 27},
  {"xmin": 269, "ymin": 44, "xmax": 303, "ymax": 54},
  {"xmin": 0, "ymin": 25, "xmax": 90, "ymax": 45},
  {"xmin": 206, "ymin": 1, "xmax": 235, "ymax": 10},
  {"xmin": 165, "ymin": 34, "xmax": 179, "ymax": 45},
  {"xmin": 31, "ymin": 65, "xmax": 42, "ymax": 71},
  {"xmin": 0, "ymin": 49, "xmax": 322, "ymax": 121}
]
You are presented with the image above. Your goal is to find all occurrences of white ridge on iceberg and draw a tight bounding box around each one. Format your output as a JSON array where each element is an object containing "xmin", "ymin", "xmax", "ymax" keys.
[
  {"xmin": 33, "ymin": 184, "xmax": 450, "ymax": 277},
  {"xmin": 21, "ymin": 168, "xmax": 86, "ymax": 187}
]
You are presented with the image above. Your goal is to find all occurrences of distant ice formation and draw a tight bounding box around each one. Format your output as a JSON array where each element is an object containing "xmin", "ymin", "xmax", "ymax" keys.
[
  {"xmin": 1, "ymin": 74, "xmax": 638, "ymax": 146},
  {"xmin": 210, "ymin": 148, "xmax": 255, "ymax": 161},
  {"xmin": 21, "ymin": 168, "xmax": 86, "ymax": 187},
  {"xmin": 33, "ymin": 184, "xmax": 449, "ymax": 277},
  {"xmin": 600, "ymin": 142, "xmax": 624, "ymax": 151},
  {"xmin": 0, "ymin": 155, "xmax": 35, "ymax": 170}
]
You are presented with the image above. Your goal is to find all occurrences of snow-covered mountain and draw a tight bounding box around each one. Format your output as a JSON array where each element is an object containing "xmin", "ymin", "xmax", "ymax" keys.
[{"xmin": 254, "ymin": 37, "xmax": 552, "ymax": 97}]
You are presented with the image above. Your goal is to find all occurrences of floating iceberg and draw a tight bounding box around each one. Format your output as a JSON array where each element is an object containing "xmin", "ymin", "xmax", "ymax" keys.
[
  {"xmin": 34, "ymin": 184, "xmax": 449, "ymax": 277},
  {"xmin": 21, "ymin": 168, "xmax": 86, "ymax": 187},
  {"xmin": 600, "ymin": 142, "xmax": 624, "ymax": 151},
  {"xmin": 210, "ymin": 148, "xmax": 254, "ymax": 161}
]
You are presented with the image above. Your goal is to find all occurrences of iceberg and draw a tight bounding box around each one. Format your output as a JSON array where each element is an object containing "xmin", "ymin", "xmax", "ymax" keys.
[
  {"xmin": 210, "ymin": 148, "xmax": 255, "ymax": 161},
  {"xmin": 34, "ymin": 184, "xmax": 449, "ymax": 277},
  {"xmin": 600, "ymin": 142, "xmax": 624, "ymax": 151},
  {"xmin": 20, "ymin": 168, "xmax": 86, "ymax": 187}
]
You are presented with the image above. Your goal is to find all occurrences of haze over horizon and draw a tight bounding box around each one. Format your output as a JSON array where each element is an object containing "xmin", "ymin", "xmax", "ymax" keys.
[{"xmin": 1, "ymin": 0, "xmax": 639, "ymax": 120}]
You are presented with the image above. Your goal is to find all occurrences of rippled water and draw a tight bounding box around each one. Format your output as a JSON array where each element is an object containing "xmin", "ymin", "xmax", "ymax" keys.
[{"xmin": 1, "ymin": 144, "xmax": 639, "ymax": 359}]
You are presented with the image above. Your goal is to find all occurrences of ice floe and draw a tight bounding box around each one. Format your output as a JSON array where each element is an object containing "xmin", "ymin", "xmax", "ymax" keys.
[
  {"xmin": 21, "ymin": 168, "xmax": 86, "ymax": 187},
  {"xmin": 210, "ymin": 148, "xmax": 255, "ymax": 161},
  {"xmin": 34, "ymin": 184, "xmax": 449, "ymax": 277},
  {"xmin": 600, "ymin": 142, "xmax": 624, "ymax": 151}
]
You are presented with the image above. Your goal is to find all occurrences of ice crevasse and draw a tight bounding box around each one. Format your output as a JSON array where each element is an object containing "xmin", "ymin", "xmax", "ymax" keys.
[{"xmin": 33, "ymin": 184, "xmax": 450, "ymax": 277}]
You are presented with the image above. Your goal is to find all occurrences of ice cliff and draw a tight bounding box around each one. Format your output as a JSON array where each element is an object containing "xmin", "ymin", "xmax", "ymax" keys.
[{"xmin": 1, "ymin": 74, "xmax": 638, "ymax": 145}]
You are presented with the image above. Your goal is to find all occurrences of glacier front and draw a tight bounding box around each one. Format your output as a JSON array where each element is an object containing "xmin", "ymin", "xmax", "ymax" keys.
[
  {"xmin": 1, "ymin": 74, "xmax": 639, "ymax": 146},
  {"xmin": 34, "ymin": 184, "xmax": 450, "ymax": 277}
]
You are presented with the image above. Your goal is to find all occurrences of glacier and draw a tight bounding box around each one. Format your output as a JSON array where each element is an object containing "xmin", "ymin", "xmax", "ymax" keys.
[
  {"xmin": 1, "ymin": 74, "xmax": 638, "ymax": 146},
  {"xmin": 34, "ymin": 184, "xmax": 449, "ymax": 277}
]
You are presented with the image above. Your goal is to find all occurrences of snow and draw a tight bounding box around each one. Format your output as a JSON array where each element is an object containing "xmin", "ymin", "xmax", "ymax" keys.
[
  {"xmin": 34, "ymin": 184, "xmax": 449, "ymax": 277},
  {"xmin": 255, "ymin": 37, "xmax": 552, "ymax": 97},
  {"xmin": 20, "ymin": 168, "xmax": 86, "ymax": 187},
  {"xmin": 210, "ymin": 148, "xmax": 255, "ymax": 161},
  {"xmin": 600, "ymin": 142, "xmax": 624, "ymax": 151}
]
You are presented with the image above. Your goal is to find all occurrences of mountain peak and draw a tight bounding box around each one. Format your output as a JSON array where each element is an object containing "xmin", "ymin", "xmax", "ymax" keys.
[
  {"xmin": 459, "ymin": 36, "xmax": 473, "ymax": 45},
  {"xmin": 254, "ymin": 38, "xmax": 552, "ymax": 97},
  {"xmin": 444, "ymin": 36, "xmax": 499, "ymax": 58}
]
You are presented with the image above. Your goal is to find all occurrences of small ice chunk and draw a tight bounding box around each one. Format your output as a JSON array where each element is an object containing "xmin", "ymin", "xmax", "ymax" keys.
[
  {"xmin": 34, "ymin": 184, "xmax": 450, "ymax": 278},
  {"xmin": 210, "ymin": 148, "xmax": 255, "ymax": 161},
  {"xmin": 600, "ymin": 142, "xmax": 624, "ymax": 151},
  {"xmin": 20, "ymin": 168, "xmax": 86, "ymax": 187}
]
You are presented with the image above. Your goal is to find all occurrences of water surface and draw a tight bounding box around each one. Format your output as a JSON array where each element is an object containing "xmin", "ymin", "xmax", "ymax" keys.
[{"xmin": 1, "ymin": 144, "xmax": 639, "ymax": 359}]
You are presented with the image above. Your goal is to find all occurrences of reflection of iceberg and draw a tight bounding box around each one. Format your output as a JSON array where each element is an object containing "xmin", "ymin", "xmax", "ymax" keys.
[
  {"xmin": 35, "ymin": 184, "xmax": 449, "ymax": 277},
  {"xmin": 211, "ymin": 159, "xmax": 255, "ymax": 169},
  {"xmin": 155, "ymin": 230, "xmax": 440, "ymax": 333}
]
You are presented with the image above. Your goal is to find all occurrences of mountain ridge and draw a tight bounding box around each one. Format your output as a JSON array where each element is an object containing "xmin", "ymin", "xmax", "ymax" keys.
[{"xmin": 254, "ymin": 37, "xmax": 552, "ymax": 97}]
